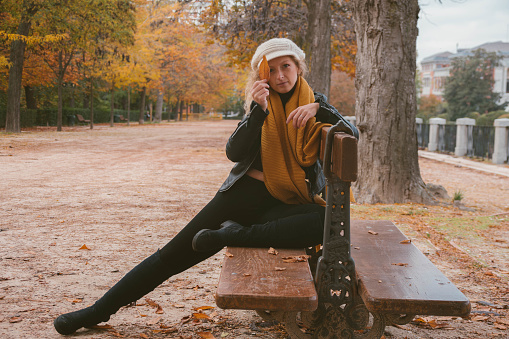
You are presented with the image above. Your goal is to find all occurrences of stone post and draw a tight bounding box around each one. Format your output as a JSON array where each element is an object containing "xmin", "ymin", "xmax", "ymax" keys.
[
  {"xmin": 416, "ymin": 118, "xmax": 423, "ymax": 147},
  {"xmin": 455, "ymin": 118, "xmax": 475, "ymax": 156},
  {"xmin": 492, "ymin": 118, "xmax": 509, "ymax": 164},
  {"xmin": 428, "ymin": 118, "xmax": 446, "ymax": 152}
]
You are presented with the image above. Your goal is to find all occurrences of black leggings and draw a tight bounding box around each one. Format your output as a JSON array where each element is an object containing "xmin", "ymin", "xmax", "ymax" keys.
[{"xmin": 159, "ymin": 175, "xmax": 325, "ymax": 275}]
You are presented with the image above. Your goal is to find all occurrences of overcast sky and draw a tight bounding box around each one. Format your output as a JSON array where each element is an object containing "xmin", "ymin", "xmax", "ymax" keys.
[{"xmin": 417, "ymin": 0, "xmax": 509, "ymax": 63}]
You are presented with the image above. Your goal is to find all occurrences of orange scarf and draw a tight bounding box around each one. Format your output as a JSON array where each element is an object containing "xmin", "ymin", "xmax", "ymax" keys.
[{"xmin": 261, "ymin": 77, "xmax": 330, "ymax": 205}]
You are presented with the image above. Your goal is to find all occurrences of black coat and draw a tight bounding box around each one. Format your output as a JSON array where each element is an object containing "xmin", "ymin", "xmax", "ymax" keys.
[{"xmin": 219, "ymin": 92, "xmax": 358, "ymax": 200}]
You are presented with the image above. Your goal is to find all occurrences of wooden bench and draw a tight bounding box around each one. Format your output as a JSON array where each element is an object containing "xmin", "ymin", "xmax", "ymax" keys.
[
  {"xmin": 119, "ymin": 115, "xmax": 128, "ymax": 122},
  {"xmin": 215, "ymin": 122, "xmax": 471, "ymax": 338},
  {"xmin": 76, "ymin": 114, "xmax": 91, "ymax": 124}
]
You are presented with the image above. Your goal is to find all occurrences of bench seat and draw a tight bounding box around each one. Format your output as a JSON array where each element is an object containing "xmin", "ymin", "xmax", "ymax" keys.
[
  {"xmin": 351, "ymin": 220, "xmax": 471, "ymax": 317},
  {"xmin": 215, "ymin": 247, "xmax": 317, "ymax": 311}
]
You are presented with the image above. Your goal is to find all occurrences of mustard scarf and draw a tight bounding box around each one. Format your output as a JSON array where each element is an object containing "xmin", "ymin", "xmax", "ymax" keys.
[{"xmin": 261, "ymin": 77, "xmax": 330, "ymax": 205}]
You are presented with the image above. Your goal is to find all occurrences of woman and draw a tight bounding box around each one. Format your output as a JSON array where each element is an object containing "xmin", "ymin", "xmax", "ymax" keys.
[{"xmin": 54, "ymin": 38, "xmax": 358, "ymax": 335}]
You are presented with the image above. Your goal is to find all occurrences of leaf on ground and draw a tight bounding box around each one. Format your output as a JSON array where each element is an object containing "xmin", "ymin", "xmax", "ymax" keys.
[
  {"xmin": 225, "ymin": 251, "xmax": 233, "ymax": 257},
  {"xmin": 391, "ymin": 263, "xmax": 409, "ymax": 266},
  {"xmin": 145, "ymin": 297, "xmax": 159, "ymax": 307},
  {"xmin": 282, "ymin": 255, "xmax": 310, "ymax": 263},
  {"xmin": 92, "ymin": 324, "xmax": 113, "ymax": 329},
  {"xmin": 9, "ymin": 316, "xmax": 22, "ymax": 323},
  {"xmin": 400, "ymin": 239, "xmax": 412, "ymax": 244},
  {"xmin": 173, "ymin": 304, "xmax": 185, "ymax": 308},
  {"xmin": 243, "ymin": 273, "xmax": 251, "ymax": 277},
  {"xmin": 368, "ymin": 230, "xmax": 378, "ymax": 235},
  {"xmin": 494, "ymin": 324, "xmax": 507, "ymax": 330},
  {"xmin": 146, "ymin": 317, "xmax": 161, "ymax": 325},
  {"xmin": 471, "ymin": 315, "xmax": 489, "ymax": 321},
  {"xmin": 139, "ymin": 333, "xmax": 149, "ymax": 338},
  {"xmin": 155, "ymin": 305, "xmax": 164, "ymax": 314},
  {"xmin": 268, "ymin": 247, "xmax": 278, "ymax": 255},
  {"xmin": 275, "ymin": 267, "xmax": 286, "ymax": 271},
  {"xmin": 79, "ymin": 244, "xmax": 90, "ymax": 250},
  {"xmin": 193, "ymin": 313, "xmax": 211, "ymax": 321},
  {"xmin": 64, "ymin": 297, "xmax": 83, "ymax": 303},
  {"xmin": 181, "ymin": 315, "xmax": 192, "ymax": 324},
  {"xmin": 194, "ymin": 306, "xmax": 215, "ymax": 311},
  {"xmin": 197, "ymin": 331, "xmax": 216, "ymax": 339}
]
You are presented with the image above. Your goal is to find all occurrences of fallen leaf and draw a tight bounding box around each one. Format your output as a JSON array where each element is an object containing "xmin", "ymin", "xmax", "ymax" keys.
[
  {"xmin": 225, "ymin": 251, "xmax": 233, "ymax": 258},
  {"xmin": 400, "ymin": 239, "xmax": 412, "ymax": 244},
  {"xmin": 391, "ymin": 263, "xmax": 409, "ymax": 266},
  {"xmin": 173, "ymin": 304, "xmax": 185, "ymax": 308},
  {"xmin": 155, "ymin": 305, "xmax": 164, "ymax": 314},
  {"xmin": 79, "ymin": 244, "xmax": 90, "ymax": 250},
  {"xmin": 194, "ymin": 306, "xmax": 215, "ymax": 311},
  {"xmin": 471, "ymin": 315, "xmax": 489, "ymax": 321},
  {"xmin": 484, "ymin": 271, "xmax": 494, "ymax": 276},
  {"xmin": 181, "ymin": 315, "xmax": 192, "ymax": 324},
  {"xmin": 268, "ymin": 247, "xmax": 278, "ymax": 255},
  {"xmin": 146, "ymin": 317, "xmax": 161, "ymax": 325},
  {"xmin": 92, "ymin": 324, "xmax": 114, "ymax": 329},
  {"xmin": 496, "ymin": 318, "xmax": 509, "ymax": 326},
  {"xmin": 259, "ymin": 55, "xmax": 270, "ymax": 81},
  {"xmin": 193, "ymin": 313, "xmax": 211, "ymax": 321},
  {"xmin": 9, "ymin": 316, "xmax": 22, "ymax": 323},
  {"xmin": 140, "ymin": 333, "xmax": 149, "ymax": 338},
  {"xmin": 378, "ymin": 280, "xmax": 382, "ymax": 283},
  {"xmin": 275, "ymin": 267, "xmax": 286, "ymax": 271},
  {"xmin": 198, "ymin": 331, "xmax": 216, "ymax": 339},
  {"xmin": 282, "ymin": 255, "xmax": 310, "ymax": 263},
  {"xmin": 145, "ymin": 298, "xmax": 159, "ymax": 307},
  {"xmin": 185, "ymin": 296, "xmax": 196, "ymax": 300},
  {"xmin": 495, "ymin": 324, "xmax": 507, "ymax": 330},
  {"xmin": 354, "ymin": 247, "xmax": 360, "ymax": 250},
  {"xmin": 64, "ymin": 298, "xmax": 83, "ymax": 303},
  {"xmin": 368, "ymin": 230, "xmax": 378, "ymax": 235},
  {"xmin": 243, "ymin": 273, "xmax": 251, "ymax": 277}
]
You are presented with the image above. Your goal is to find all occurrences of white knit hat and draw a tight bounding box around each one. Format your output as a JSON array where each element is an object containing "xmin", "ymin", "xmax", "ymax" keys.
[{"xmin": 251, "ymin": 38, "xmax": 306, "ymax": 71}]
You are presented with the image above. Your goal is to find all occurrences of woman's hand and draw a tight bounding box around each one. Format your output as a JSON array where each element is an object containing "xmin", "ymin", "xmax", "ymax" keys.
[
  {"xmin": 286, "ymin": 103, "xmax": 319, "ymax": 128},
  {"xmin": 251, "ymin": 79, "xmax": 270, "ymax": 111}
]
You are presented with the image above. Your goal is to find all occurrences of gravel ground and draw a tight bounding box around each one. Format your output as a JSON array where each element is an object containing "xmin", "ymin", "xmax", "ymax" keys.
[{"xmin": 0, "ymin": 121, "xmax": 507, "ymax": 339}]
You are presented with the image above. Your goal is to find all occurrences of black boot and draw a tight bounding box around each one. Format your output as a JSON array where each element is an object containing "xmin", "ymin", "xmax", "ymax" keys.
[
  {"xmin": 54, "ymin": 250, "xmax": 170, "ymax": 335},
  {"xmin": 192, "ymin": 213, "xmax": 323, "ymax": 252}
]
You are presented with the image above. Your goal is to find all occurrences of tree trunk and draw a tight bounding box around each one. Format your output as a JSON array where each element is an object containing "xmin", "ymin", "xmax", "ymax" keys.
[
  {"xmin": 139, "ymin": 86, "xmax": 146, "ymax": 124},
  {"xmin": 110, "ymin": 80, "xmax": 115, "ymax": 127},
  {"xmin": 5, "ymin": 20, "xmax": 31, "ymax": 133},
  {"xmin": 127, "ymin": 85, "xmax": 131, "ymax": 127},
  {"xmin": 89, "ymin": 77, "xmax": 94, "ymax": 130},
  {"xmin": 25, "ymin": 86, "xmax": 37, "ymax": 109},
  {"xmin": 57, "ymin": 50, "xmax": 63, "ymax": 131},
  {"xmin": 352, "ymin": 0, "xmax": 433, "ymax": 204},
  {"xmin": 155, "ymin": 89, "xmax": 163, "ymax": 123},
  {"xmin": 304, "ymin": 0, "xmax": 331, "ymax": 98}
]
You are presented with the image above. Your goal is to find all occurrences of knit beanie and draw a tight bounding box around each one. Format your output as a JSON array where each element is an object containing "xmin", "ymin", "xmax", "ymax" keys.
[{"xmin": 251, "ymin": 38, "xmax": 306, "ymax": 71}]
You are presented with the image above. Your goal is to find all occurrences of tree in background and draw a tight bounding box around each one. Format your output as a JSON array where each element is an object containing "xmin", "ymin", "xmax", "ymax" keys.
[
  {"xmin": 329, "ymin": 70, "xmax": 355, "ymax": 116},
  {"xmin": 417, "ymin": 94, "xmax": 445, "ymax": 122},
  {"xmin": 353, "ymin": 0, "xmax": 434, "ymax": 204},
  {"xmin": 444, "ymin": 48, "xmax": 505, "ymax": 121},
  {"xmin": 201, "ymin": 0, "xmax": 356, "ymax": 97}
]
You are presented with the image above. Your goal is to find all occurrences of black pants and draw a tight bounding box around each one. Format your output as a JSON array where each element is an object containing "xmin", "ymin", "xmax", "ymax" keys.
[{"xmin": 159, "ymin": 175, "xmax": 325, "ymax": 275}]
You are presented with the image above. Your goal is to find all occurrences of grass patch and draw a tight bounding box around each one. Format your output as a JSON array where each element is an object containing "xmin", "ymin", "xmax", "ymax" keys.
[{"xmin": 427, "ymin": 215, "xmax": 507, "ymax": 240}]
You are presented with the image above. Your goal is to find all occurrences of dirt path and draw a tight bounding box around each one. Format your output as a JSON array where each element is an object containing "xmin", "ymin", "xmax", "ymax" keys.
[{"xmin": 0, "ymin": 122, "xmax": 507, "ymax": 339}]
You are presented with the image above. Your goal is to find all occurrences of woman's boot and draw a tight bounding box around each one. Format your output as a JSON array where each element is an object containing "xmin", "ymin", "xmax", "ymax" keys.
[
  {"xmin": 54, "ymin": 250, "xmax": 170, "ymax": 335},
  {"xmin": 192, "ymin": 212, "xmax": 323, "ymax": 252}
]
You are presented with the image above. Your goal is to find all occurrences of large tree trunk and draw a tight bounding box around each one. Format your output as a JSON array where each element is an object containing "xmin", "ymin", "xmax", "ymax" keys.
[
  {"xmin": 304, "ymin": 0, "xmax": 331, "ymax": 98},
  {"xmin": 5, "ymin": 20, "xmax": 31, "ymax": 133},
  {"xmin": 155, "ymin": 89, "xmax": 163, "ymax": 123},
  {"xmin": 353, "ymin": 0, "xmax": 433, "ymax": 204},
  {"xmin": 139, "ymin": 86, "xmax": 146, "ymax": 124}
]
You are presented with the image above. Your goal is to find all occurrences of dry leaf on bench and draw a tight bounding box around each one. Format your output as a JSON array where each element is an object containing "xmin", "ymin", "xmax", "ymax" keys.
[
  {"xmin": 275, "ymin": 267, "xmax": 286, "ymax": 271},
  {"xmin": 400, "ymin": 239, "xmax": 412, "ymax": 244},
  {"xmin": 392, "ymin": 263, "xmax": 408, "ymax": 267},
  {"xmin": 194, "ymin": 306, "xmax": 215, "ymax": 311},
  {"xmin": 225, "ymin": 251, "xmax": 233, "ymax": 258},
  {"xmin": 79, "ymin": 244, "xmax": 90, "ymax": 250},
  {"xmin": 259, "ymin": 55, "xmax": 270, "ymax": 81},
  {"xmin": 268, "ymin": 247, "xmax": 278, "ymax": 255},
  {"xmin": 193, "ymin": 313, "xmax": 212, "ymax": 321},
  {"xmin": 368, "ymin": 230, "xmax": 378, "ymax": 235},
  {"xmin": 282, "ymin": 255, "xmax": 310, "ymax": 263}
]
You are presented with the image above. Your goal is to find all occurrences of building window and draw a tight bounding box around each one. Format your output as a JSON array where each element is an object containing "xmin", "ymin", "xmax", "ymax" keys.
[{"xmin": 423, "ymin": 77, "xmax": 431, "ymax": 87}]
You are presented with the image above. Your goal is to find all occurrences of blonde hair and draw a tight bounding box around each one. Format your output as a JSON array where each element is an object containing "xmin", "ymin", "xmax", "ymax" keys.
[{"xmin": 243, "ymin": 55, "xmax": 308, "ymax": 114}]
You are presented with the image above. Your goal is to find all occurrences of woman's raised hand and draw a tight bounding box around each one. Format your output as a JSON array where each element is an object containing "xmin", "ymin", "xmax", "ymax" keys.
[
  {"xmin": 251, "ymin": 80, "xmax": 270, "ymax": 111},
  {"xmin": 286, "ymin": 103, "xmax": 319, "ymax": 128}
]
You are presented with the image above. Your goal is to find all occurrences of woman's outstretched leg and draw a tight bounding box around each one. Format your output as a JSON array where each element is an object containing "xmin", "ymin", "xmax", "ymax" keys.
[{"xmin": 54, "ymin": 176, "xmax": 270, "ymax": 335}]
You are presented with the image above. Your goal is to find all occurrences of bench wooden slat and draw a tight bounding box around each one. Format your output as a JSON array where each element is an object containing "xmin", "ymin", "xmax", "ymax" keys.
[
  {"xmin": 215, "ymin": 247, "xmax": 318, "ymax": 311},
  {"xmin": 351, "ymin": 220, "xmax": 471, "ymax": 317}
]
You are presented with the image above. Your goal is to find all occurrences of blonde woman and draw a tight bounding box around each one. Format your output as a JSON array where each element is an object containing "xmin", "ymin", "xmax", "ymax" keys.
[{"xmin": 54, "ymin": 38, "xmax": 358, "ymax": 335}]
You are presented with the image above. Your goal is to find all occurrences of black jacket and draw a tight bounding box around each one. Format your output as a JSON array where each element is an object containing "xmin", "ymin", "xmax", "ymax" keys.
[{"xmin": 219, "ymin": 92, "xmax": 358, "ymax": 200}]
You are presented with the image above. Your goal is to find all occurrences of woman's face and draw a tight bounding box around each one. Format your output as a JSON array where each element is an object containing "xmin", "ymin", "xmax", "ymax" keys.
[{"xmin": 267, "ymin": 56, "xmax": 300, "ymax": 94}]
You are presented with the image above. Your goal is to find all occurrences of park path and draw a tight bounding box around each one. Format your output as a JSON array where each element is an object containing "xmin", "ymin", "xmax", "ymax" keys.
[{"xmin": 0, "ymin": 121, "xmax": 507, "ymax": 339}]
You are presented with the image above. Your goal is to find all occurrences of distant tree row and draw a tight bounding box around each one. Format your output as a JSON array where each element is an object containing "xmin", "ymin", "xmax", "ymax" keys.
[{"xmin": 1, "ymin": 0, "xmax": 241, "ymax": 132}]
